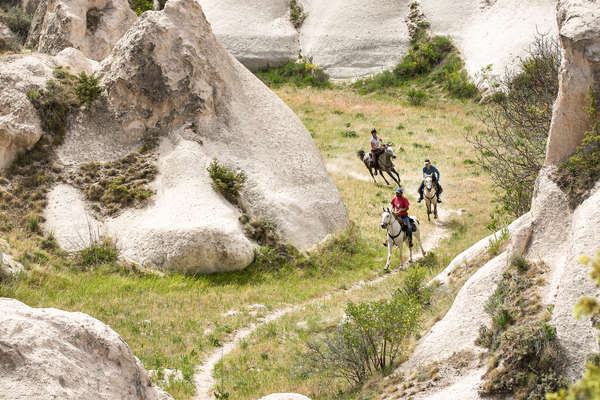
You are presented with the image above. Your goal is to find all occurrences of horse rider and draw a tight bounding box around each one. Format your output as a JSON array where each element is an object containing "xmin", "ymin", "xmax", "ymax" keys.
[
  {"xmin": 370, "ymin": 128, "xmax": 384, "ymax": 174},
  {"xmin": 418, "ymin": 158, "xmax": 443, "ymax": 203},
  {"xmin": 391, "ymin": 187, "xmax": 413, "ymax": 247}
]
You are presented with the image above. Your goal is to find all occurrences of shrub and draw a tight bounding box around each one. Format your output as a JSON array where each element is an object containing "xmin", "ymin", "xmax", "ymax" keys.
[
  {"xmin": 289, "ymin": 0, "xmax": 307, "ymax": 29},
  {"xmin": 553, "ymin": 90, "xmax": 600, "ymax": 208},
  {"xmin": 79, "ymin": 237, "xmax": 118, "ymax": 266},
  {"xmin": 128, "ymin": 0, "xmax": 153, "ymax": 15},
  {"xmin": 397, "ymin": 264, "xmax": 431, "ymax": 305},
  {"xmin": 407, "ymin": 87, "xmax": 427, "ymax": 106},
  {"xmin": 469, "ymin": 34, "xmax": 561, "ymax": 217},
  {"xmin": 305, "ymin": 290, "xmax": 421, "ymax": 385},
  {"xmin": 255, "ymin": 60, "xmax": 330, "ymax": 88},
  {"xmin": 74, "ymin": 72, "xmax": 102, "ymax": 105},
  {"xmin": 443, "ymin": 70, "xmax": 478, "ymax": 99},
  {"xmin": 341, "ymin": 130, "xmax": 358, "ymax": 138},
  {"xmin": 207, "ymin": 160, "xmax": 247, "ymax": 206},
  {"xmin": 0, "ymin": 7, "xmax": 31, "ymax": 43},
  {"xmin": 244, "ymin": 217, "xmax": 279, "ymax": 247}
]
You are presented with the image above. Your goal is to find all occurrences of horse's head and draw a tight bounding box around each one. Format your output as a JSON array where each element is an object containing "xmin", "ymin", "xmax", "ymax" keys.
[
  {"xmin": 384, "ymin": 144, "xmax": 397, "ymax": 159},
  {"xmin": 381, "ymin": 207, "xmax": 392, "ymax": 229},
  {"xmin": 424, "ymin": 174, "xmax": 433, "ymax": 190}
]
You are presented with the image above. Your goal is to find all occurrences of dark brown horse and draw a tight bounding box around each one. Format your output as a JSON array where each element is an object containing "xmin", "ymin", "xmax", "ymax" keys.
[{"xmin": 357, "ymin": 144, "xmax": 401, "ymax": 186}]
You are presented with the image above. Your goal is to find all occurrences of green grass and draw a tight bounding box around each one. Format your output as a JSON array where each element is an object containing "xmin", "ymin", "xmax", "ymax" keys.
[{"xmin": 255, "ymin": 60, "xmax": 331, "ymax": 89}]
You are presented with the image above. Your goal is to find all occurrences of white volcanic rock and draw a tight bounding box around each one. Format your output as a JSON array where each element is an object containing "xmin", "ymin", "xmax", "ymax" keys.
[
  {"xmin": 0, "ymin": 249, "xmax": 24, "ymax": 278},
  {"xmin": 44, "ymin": 0, "xmax": 348, "ymax": 274},
  {"xmin": 27, "ymin": 0, "xmax": 137, "ymax": 61},
  {"xmin": 0, "ymin": 53, "xmax": 54, "ymax": 168},
  {"xmin": 197, "ymin": 0, "xmax": 299, "ymax": 71},
  {"xmin": 545, "ymin": 0, "xmax": 600, "ymax": 164},
  {"xmin": 0, "ymin": 298, "xmax": 173, "ymax": 400},
  {"xmin": 0, "ymin": 21, "xmax": 17, "ymax": 52},
  {"xmin": 421, "ymin": 0, "xmax": 558, "ymax": 78},
  {"xmin": 300, "ymin": 0, "xmax": 410, "ymax": 79}
]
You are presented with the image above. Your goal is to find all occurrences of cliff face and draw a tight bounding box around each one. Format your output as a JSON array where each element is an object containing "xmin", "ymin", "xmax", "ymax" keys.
[{"xmin": 381, "ymin": 0, "xmax": 600, "ymax": 398}]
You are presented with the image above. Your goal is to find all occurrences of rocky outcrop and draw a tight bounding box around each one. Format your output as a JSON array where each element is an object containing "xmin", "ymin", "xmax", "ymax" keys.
[
  {"xmin": 0, "ymin": 21, "xmax": 17, "ymax": 52},
  {"xmin": 0, "ymin": 53, "xmax": 52, "ymax": 168},
  {"xmin": 27, "ymin": 0, "xmax": 137, "ymax": 61},
  {"xmin": 0, "ymin": 298, "xmax": 173, "ymax": 400},
  {"xmin": 383, "ymin": 0, "xmax": 600, "ymax": 397},
  {"xmin": 545, "ymin": 0, "xmax": 600, "ymax": 165},
  {"xmin": 197, "ymin": 0, "xmax": 556, "ymax": 79},
  {"xmin": 43, "ymin": 0, "xmax": 348, "ymax": 274},
  {"xmin": 0, "ymin": 243, "xmax": 24, "ymax": 279},
  {"xmin": 197, "ymin": 0, "xmax": 299, "ymax": 71}
]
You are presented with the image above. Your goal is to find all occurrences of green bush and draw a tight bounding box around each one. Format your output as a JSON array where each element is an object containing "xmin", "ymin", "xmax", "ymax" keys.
[
  {"xmin": 443, "ymin": 70, "xmax": 478, "ymax": 99},
  {"xmin": 244, "ymin": 217, "xmax": 280, "ymax": 247},
  {"xmin": 341, "ymin": 130, "xmax": 358, "ymax": 138},
  {"xmin": 128, "ymin": 0, "xmax": 153, "ymax": 15},
  {"xmin": 553, "ymin": 90, "xmax": 600, "ymax": 208},
  {"xmin": 289, "ymin": 0, "xmax": 307, "ymax": 29},
  {"xmin": 74, "ymin": 72, "xmax": 103, "ymax": 105},
  {"xmin": 255, "ymin": 60, "xmax": 330, "ymax": 88},
  {"xmin": 0, "ymin": 7, "xmax": 31, "ymax": 43},
  {"xmin": 305, "ymin": 290, "xmax": 421, "ymax": 385},
  {"xmin": 407, "ymin": 87, "xmax": 427, "ymax": 106},
  {"xmin": 79, "ymin": 237, "xmax": 118, "ymax": 266},
  {"xmin": 397, "ymin": 264, "xmax": 431, "ymax": 305},
  {"xmin": 207, "ymin": 160, "xmax": 247, "ymax": 206}
]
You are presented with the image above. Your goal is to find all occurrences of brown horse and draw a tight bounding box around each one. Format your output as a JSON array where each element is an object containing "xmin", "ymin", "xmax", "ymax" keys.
[{"xmin": 357, "ymin": 144, "xmax": 401, "ymax": 186}]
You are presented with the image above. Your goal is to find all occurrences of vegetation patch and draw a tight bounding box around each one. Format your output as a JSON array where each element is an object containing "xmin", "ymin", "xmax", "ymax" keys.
[
  {"xmin": 128, "ymin": 0, "xmax": 153, "ymax": 16},
  {"xmin": 0, "ymin": 7, "xmax": 31, "ymax": 45},
  {"xmin": 289, "ymin": 0, "xmax": 307, "ymax": 29},
  {"xmin": 79, "ymin": 236, "xmax": 118, "ymax": 267},
  {"xmin": 353, "ymin": 4, "xmax": 477, "ymax": 101},
  {"xmin": 70, "ymin": 153, "xmax": 157, "ymax": 216},
  {"xmin": 476, "ymin": 256, "xmax": 568, "ymax": 399},
  {"xmin": 468, "ymin": 34, "xmax": 561, "ymax": 217},
  {"xmin": 553, "ymin": 90, "xmax": 600, "ymax": 209},
  {"xmin": 207, "ymin": 160, "xmax": 247, "ymax": 206},
  {"xmin": 255, "ymin": 59, "xmax": 330, "ymax": 89},
  {"xmin": 27, "ymin": 68, "xmax": 103, "ymax": 144}
]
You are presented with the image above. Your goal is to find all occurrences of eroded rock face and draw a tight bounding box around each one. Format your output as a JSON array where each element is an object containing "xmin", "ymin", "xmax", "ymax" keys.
[
  {"xmin": 0, "ymin": 298, "xmax": 173, "ymax": 400},
  {"xmin": 0, "ymin": 21, "xmax": 17, "ymax": 52},
  {"xmin": 44, "ymin": 0, "xmax": 348, "ymax": 274},
  {"xmin": 0, "ymin": 53, "xmax": 53, "ymax": 168},
  {"xmin": 27, "ymin": 0, "xmax": 137, "ymax": 61},
  {"xmin": 545, "ymin": 0, "xmax": 600, "ymax": 165},
  {"xmin": 197, "ymin": 0, "xmax": 299, "ymax": 71}
]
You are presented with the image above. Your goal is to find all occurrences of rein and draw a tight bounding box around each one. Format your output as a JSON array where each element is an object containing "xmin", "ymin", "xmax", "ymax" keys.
[{"xmin": 385, "ymin": 217, "xmax": 403, "ymax": 241}]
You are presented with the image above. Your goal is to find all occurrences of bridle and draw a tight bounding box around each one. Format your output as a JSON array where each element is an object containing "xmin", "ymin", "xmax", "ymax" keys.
[{"xmin": 383, "ymin": 212, "xmax": 403, "ymax": 241}]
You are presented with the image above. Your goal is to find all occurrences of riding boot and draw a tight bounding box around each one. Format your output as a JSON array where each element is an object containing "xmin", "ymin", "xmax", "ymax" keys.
[
  {"xmin": 436, "ymin": 184, "xmax": 443, "ymax": 203},
  {"xmin": 418, "ymin": 187, "xmax": 424, "ymax": 203},
  {"xmin": 437, "ymin": 195, "xmax": 442, "ymax": 203}
]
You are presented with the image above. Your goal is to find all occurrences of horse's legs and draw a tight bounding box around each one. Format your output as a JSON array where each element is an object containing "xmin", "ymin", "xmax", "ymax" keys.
[
  {"xmin": 384, "ymin": 240, "xmax": 393, "ymax": 270},
  {"xmin": 426, "ymin": 199, "xmax": 431, "ymax": 222},
  {"xmin": 386, "ymin": 170, "xmax": 400, "ymax": 186},
  {"xmin": 408, "ymin": 239, "xmax": 413, "ymax": 263},
  {"xmin": 380, "ymin": 171, "xmax": 390, "ymax": 186},
  {"xmin": 391, "ymin": 168, "xmax": 401, "ymax": 184},
  {"xmin": 415, "ymin": 229, "xmax": 426, "ymax": 256},
  {"xmin": 368, "ymin": 167, "xmax": 377, "ymax": 184},
  {"xmin": 434, "ymin": 201, "xmax": 438, "ymax": 219}
]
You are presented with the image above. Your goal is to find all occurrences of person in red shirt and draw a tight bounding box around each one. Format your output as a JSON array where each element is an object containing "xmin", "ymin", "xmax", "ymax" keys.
[{"xmin": 391, "ymin": 187, "xmax": 413, "ymax": 247}]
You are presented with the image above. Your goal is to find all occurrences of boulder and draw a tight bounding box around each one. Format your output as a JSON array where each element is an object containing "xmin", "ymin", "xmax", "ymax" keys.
[
  {"xmin": 27, "ymin": 0, "xmax": 137, "ymax": 61},
  {"xmin": 44, "ymin": 0, "xmax": 348, "ymax": 274},
  {"xmin": 545, "ymin": 0, "xmax": 600, "ymax": 165},
  {"xmin": 259, "ymin": 395, "xmax": 312, "ymax": 400},
  {"xmin": 197, "ymin": 0, "xmax": 299, "ymax": 71},
  {"xmin": 0, "ymin": 53, "xmax": 53, "ymax": 169},
  {"xmin": 0, "ymin": 249, "xmax": 24, "ymax": 279},
  {"xmin": 0, "ymin": 298, "xmax": 173, "ymax": 400}
]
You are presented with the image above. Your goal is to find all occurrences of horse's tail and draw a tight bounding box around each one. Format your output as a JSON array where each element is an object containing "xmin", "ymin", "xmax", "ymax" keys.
[{"xmin": 357, "ymin": 150, "xmax": 366, "ymax": 161}]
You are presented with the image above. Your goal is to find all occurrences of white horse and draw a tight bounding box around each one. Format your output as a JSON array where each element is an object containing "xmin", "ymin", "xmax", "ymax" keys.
[
  {"xmin": 380, "ymin": 208, "xmax": 426, "ymax": 270},
  {"xmin": 423, "ymin": 174, "xmax": 438, "ymax": 222}
]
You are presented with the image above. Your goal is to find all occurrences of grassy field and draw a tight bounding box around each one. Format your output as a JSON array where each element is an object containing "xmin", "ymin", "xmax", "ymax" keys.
[{"xmin": 0, "ymin": 84, "xmax": 496, "ymax": 399}]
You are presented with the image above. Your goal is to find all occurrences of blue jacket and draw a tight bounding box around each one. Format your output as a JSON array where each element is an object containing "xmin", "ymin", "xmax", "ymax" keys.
[{"xmin": 423, "ymin": 165, "xmax": 440, "ymax": 181}]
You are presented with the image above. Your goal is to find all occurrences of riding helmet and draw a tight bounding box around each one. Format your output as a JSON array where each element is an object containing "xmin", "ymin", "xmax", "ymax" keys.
[
  {"xmin": 424, "ymin": 158, "xmax": 430, "ymax": 163},
  {"xmin": 371, "ymin": 128, "xmax": 377, "ymax": 134},
  {"xmin": 396, "ymin": 188, "xmax": 403, "ymax": 194}
]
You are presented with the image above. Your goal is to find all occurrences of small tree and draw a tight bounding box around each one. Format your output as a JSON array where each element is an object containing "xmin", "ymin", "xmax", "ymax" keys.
[
  {"xmin": 468, "ymin": 33, "xmax": 561, "ymax": 217},
  {"xmin": 304, "ymin": 291, "xmax": 421, "ymax": 385}
]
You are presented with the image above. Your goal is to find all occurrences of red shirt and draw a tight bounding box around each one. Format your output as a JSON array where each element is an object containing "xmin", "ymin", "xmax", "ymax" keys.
[{"xmin": 392, "ymin": 195, "xmax": 409, "ymax": 216}]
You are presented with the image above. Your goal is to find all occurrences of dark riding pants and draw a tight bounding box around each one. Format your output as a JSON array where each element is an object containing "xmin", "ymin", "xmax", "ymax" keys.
[
  {"xmin": 401, "ymin": 215, "xmax": 413, "ymax": 243},
  {"xmin": 371, "ymin": 149, "xmax": 384, "ymax": 167}
]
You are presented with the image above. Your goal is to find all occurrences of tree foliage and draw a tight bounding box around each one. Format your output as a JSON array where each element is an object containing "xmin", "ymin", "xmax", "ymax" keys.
[{"xmin": 468, "ymin": 34, "xmax": 561, "ymax": 217}]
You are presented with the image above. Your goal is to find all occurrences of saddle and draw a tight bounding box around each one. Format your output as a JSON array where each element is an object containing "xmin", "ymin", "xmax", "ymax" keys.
[{"xmin": 395, "ymin": 215, "xmax": 418, "ymax": 232}]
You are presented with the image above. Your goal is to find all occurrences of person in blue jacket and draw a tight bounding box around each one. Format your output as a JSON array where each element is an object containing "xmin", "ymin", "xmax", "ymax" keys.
[{"xmin": 418, "ymin": 159, "xmax": 443, "ymax": 203}]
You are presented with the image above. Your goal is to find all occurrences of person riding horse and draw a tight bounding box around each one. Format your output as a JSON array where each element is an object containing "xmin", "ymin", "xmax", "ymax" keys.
[
  {"xmin": 391, "ymin": 187, "xmax": 413, "ymax": 247},
  {"xmin": 370, "ymin": 128, "xmax": 384, "ymax": 175},
  {"xmin": 418, "ymin": 159, "xmax": 443, "ymax": 203}
]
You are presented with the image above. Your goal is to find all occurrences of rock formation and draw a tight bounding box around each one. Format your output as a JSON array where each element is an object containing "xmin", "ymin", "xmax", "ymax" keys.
[
  {"xmin": 0, "ymin": 298, "xmax": 173, "ymax": 400},
  {"xmin": 545, "ymin": 0, "xmax": 600, "ymax": 165},
  {"xmin": 38, "ymin": 0, "xmax": 348, "ymax": 273},
  {"xmin": 382, "ymin": 0, "xmax": 600, "ymax": 397},
  {"xmin": 197, "ymin": 0, "xmax": 556, "ymax": 79},
  {"xmin": 27, "ymin": 0, "xmax": 137, "ymax": 61},
  {"xmin": 0, "ymin": 21, "xmax": 16, "ymax": 51}
]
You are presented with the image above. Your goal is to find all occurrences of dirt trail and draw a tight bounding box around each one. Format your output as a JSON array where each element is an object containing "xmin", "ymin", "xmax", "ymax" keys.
[{"xmin": 192, "ymin": 207, "xmax": 456, "ymax": 400}]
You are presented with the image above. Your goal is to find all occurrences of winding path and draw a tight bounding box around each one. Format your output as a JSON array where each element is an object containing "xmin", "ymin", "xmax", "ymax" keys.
[{"xmin": 192, "ymin": 208, "xmax": 456, "ymax": 400}]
